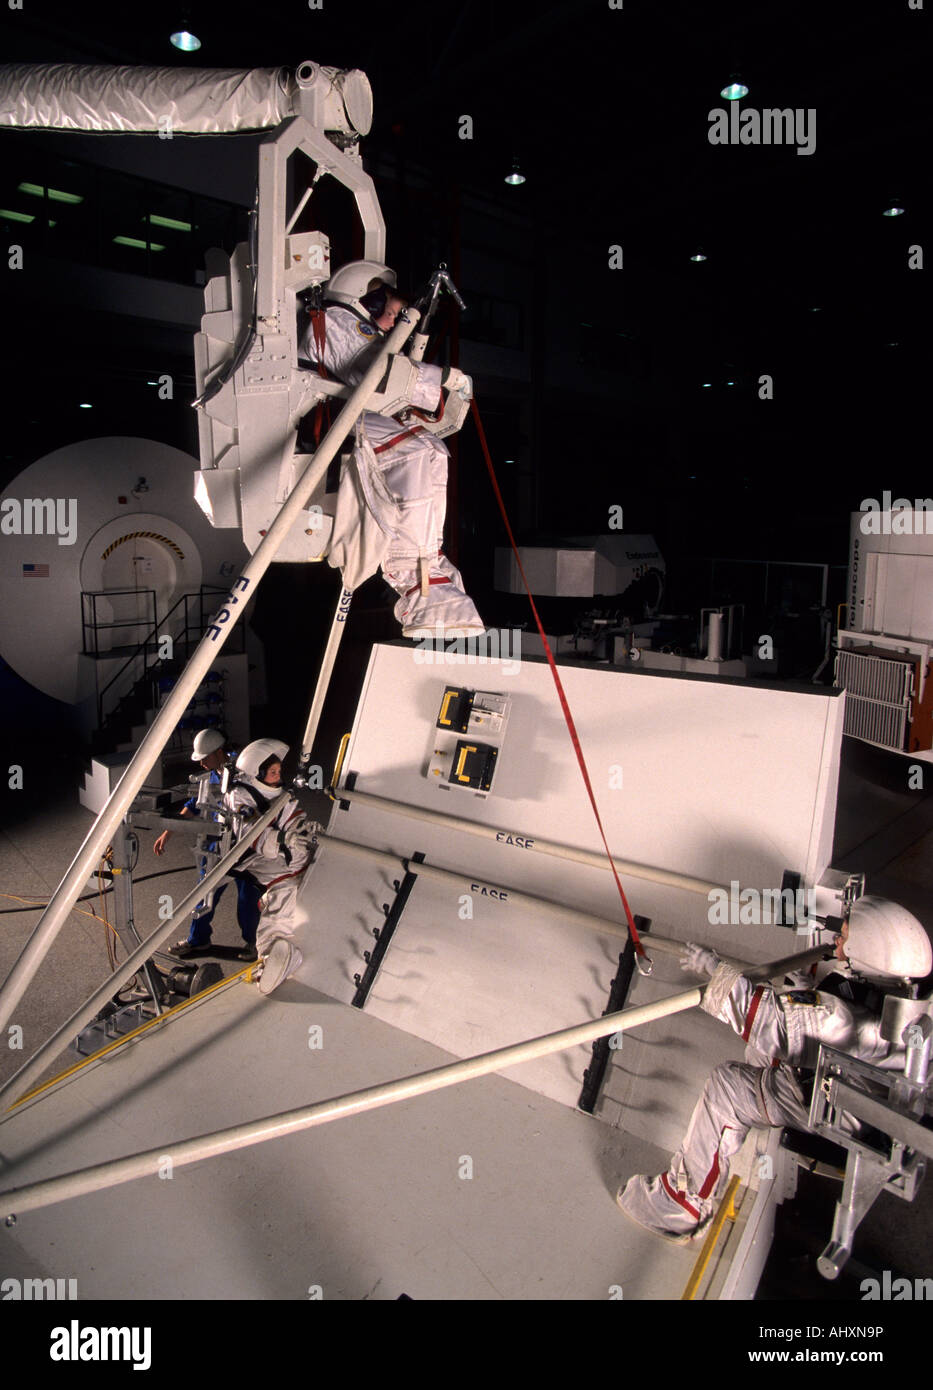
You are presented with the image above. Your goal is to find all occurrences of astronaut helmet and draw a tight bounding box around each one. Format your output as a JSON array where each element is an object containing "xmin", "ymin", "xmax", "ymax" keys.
[
  {"xmin": 326, "ymin": 260, "xmax": 398, "ymax": 322},
  {"xmin": 191, "ymin": 728, "xmax": 226, "ymax": 761},
  {"xmin": 843, "ymin": 895, "xmax": 932, "ymax": 983},
  {"xmin": 236, "ymin": 739, "xmax": 289, "ymax": 800}
]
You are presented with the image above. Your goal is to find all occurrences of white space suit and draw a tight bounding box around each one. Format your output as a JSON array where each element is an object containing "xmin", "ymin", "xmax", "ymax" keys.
[
  {"xmin": 617, "ymin": 959, "xmax": 907, "ymax": 1241},
  {"xmin": 224, "ymin": 783, "xmax": 317, "ymax": 959},
  {"xmin": 300, "ymin": 303, "xmax": 483, "ymax": 636}
]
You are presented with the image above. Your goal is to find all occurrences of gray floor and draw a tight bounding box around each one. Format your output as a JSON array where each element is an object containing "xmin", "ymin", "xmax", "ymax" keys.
[{"xmin": 0, "ymin": 976, "xmax": 703, "ymax": 1300}]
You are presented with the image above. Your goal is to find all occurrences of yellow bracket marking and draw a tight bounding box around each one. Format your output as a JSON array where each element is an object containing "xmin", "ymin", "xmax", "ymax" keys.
[
  {"xmin": 327, "ymin": 731, "xmax": 352, "ymax": 801},
  {"xmin": 438, "ymin": 690, "xmax": 458, "ymax": 727},
  {"xmin": 455, "ymin": 745, "xmax": 477, "ymax": 782}
]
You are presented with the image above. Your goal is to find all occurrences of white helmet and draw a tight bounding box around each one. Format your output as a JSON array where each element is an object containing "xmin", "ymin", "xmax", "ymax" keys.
[
  {"xmin": 326, "ymin": 260, "xmax": 397, "ymax": 320},
  {"xmin": 844, "ymin": 895, "xmax": 932, "ymax": 982},
  {"xmin": 191, "ymin": 728, "xmax": 226, "ymax": 761},
  {"xmin": 236, "ymin": 739, "xmax": 289, "ymax": 800}
]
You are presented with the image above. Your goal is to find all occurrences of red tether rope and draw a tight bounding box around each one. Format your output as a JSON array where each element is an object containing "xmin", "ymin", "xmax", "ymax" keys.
[{"xmin": 469, "ymin": 399, "xmax": 650, "ymax": 966}]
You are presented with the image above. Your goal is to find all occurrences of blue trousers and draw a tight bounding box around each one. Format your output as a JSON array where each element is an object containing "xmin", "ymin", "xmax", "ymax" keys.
[{"xmin": 188, "ymin": 864, "xmax": 261, "ymax": 947}]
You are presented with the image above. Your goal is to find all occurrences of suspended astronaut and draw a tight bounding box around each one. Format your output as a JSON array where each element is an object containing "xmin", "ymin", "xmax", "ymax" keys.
[
  {"xmin": 224, "ymin": 738, "xmax": 320, "ymax": 995},
  {"xmin": 301, "ymin": 260, "xmax": 485, "ymax": 638},
  {"xmin": 616, "ymin": 897, "xmax": 933, "ymax": 1241}
]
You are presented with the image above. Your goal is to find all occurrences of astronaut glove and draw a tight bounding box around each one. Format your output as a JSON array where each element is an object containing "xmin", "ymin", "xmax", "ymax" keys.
[
  {"xmin": 442, "ymin": 366, "xmax": 473, "ymax": 399},
  {"xmin": 679, "ymin": 942, "xmax": 721, "ymax": 979}
]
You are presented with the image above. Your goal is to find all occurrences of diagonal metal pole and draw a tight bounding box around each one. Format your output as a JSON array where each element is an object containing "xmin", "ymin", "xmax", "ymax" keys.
[
  {"xmin": 0, "ymin": 793, "xmax": 289, "ymax": 1114},
  {"xmin": 0, "ymin": 946, "xmax": 828, "ymax": 1217},
  {"xmin": 299, "ymin": 585, "xmax": 354, "ymax": 764},
  {"xmin": 0, "ymin": 309, "xmax": 419, "ymax": 1038}
]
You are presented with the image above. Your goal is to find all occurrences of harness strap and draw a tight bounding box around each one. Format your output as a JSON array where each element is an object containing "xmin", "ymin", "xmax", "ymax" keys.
[
  {"xmin": 309, "ymin": 309, "xmax": 331, "ymax": 447},
  {"xmin": 373, "ymin": 425, "xmax": 426, "ymax": 454},
  {"xmin": 405, "ymin": 576, "xmax": 451, "ymax": 597}
]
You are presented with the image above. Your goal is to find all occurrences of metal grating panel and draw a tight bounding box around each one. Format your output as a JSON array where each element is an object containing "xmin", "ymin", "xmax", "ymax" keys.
[{"xmin": 835, "ymin": 649, "xmax": 913, "ymax": 751}]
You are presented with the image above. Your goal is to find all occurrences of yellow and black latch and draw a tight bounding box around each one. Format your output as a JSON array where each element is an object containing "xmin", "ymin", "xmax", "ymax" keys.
[
  {"xmin": 450, "ymin": 740, "xmax": 498, "ymax": 791},
  {"xmin": 437, "ymin": 686, "xmax": 475, "ymax": 733}
]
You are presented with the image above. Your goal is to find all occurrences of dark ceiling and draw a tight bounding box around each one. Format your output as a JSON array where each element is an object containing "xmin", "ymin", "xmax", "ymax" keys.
[{"xmin": 1, "ymin": 0, "xmax": 930, "ymax": 563}]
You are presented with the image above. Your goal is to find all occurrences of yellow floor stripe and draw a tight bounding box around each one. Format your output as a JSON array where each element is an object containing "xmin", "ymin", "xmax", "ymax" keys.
[
  {"xmin": 5, "ymin": 966, "xmax": 254, "ymax": 1114},
  {"xmin": 681, "ymin": 1175, "xmax": 741, "ymax": 1300}
]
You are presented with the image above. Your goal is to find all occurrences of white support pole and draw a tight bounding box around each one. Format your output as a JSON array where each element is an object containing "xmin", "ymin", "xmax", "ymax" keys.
[
  {"xmin": 335, "ymin": 786, "xmax": 728, "ymax": 898},
  {"xmin": 0, "ymin": 795, "xmax": 290, "ymax": 1113},
  {"xmin": 321, "ymin": 834, "xmax": 831, "ymax": 967},
  {"xmin": 0, "ymin": 946, "xmax": 828, "ymax": 1218},
  {"xmin": 0, "ymin": 309, "xmax": 419, "ymax": 1038},
  {"xmin": 299, "ymin": 586, "xmax": 354, "ymax": 763},
  {"xmin": 323, "ymin": 835, "xmax": 691, "ymax": 952}
]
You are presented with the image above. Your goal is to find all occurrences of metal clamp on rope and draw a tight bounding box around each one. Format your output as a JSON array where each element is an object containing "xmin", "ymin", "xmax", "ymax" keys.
[{"xmin": 636, "ymin": 953, "xmax": 654, "ymax": 977}]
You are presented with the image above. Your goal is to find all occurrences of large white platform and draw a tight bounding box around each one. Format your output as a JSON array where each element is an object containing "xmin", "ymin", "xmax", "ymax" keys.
[
  {"xmin": 0, "ymin": 645, "xmax": 845, "ymax": 1299},
  {"xmin": 302, "ymin": 644, "xmax": 844, "ymax": 1152},
  {"xmin": 1, "ymin": 974, "xmax": 710, "ymax": 1301}
]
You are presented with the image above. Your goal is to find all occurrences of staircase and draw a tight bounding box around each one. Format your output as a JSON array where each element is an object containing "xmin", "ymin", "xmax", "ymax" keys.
[{"xmin": 78, "ymin": 587, "xmax": 248, "ymax": 814}]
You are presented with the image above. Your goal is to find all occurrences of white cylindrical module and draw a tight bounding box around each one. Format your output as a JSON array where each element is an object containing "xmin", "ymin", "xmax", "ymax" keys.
[
  {"xmin": 0, "ymin": 437, "xmax": 248, "ymax": 707},
  {"xmin": 706, "ymin": 610, "xmax": 724, "ymax": 662}
]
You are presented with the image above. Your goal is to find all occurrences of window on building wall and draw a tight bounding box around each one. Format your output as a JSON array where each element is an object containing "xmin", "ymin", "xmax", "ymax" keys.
[{"xmin": 0, "ymin": 149, "xmax": 247, "ymax": 284}]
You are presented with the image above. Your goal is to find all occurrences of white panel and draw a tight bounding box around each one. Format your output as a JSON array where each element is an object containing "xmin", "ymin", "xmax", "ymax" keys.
[
  {"xmin": 298, "ymin": 644, "xmax": 844, "ymax": 1149},
  {"xmin": 881, "ymin": 554, "xmax": 933, "ymax": 640}
]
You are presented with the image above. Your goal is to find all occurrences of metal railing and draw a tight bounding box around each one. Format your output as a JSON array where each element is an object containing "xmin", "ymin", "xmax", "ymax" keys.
[
  {"xmin": 83, "ymin": 585, "xmax": 236, "ymax": 732},
  {"xmin": 81, "ymin": 587, "xmax": 157, "ymax": 658}
]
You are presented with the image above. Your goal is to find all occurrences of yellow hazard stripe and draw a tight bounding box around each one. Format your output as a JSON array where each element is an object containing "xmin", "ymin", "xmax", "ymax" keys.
[{"xmin": 100, "ymin": 531, "xmax": 185, "ymax": 561}]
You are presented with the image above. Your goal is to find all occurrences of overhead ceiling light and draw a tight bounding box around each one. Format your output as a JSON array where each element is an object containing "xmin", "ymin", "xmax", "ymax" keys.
[
  {"xmin": 18, "ymin": 182, "xmax": 83, "ymax": 204},
  {"xmin": 1, "ymin": 209, "xmax": 35, "ymax": 222},
  {"xmin": 701, "ymin": 382, "xmax": 712, "ymax": 388},
  {"xmin": 689, "ymin": 248, "xmax": 708, "ymax": 262},
  {"xmin": 145, "ymin": 213, "xmax": 193, "ymax": 232},
  {"xmin": 170, "ymin": 29, "xmax": 201, "ymax": 52},
  {"xmin": 79, "ymin": 403, "xmax": 93, "ymax": 409},
  {"xmin": 113, "ymin": 236, "xmax": 165, "ymax": 250},
  {"xmin": 504, "ymin": 160, "xmax": 526, "ymax": 186},
  {"xmin": 882, "ymin": 201, "xmax": 905, "ymax": 217},
  {"xmin": 720, "ymin": 76, "xmax": 749, "ymax": 101}
]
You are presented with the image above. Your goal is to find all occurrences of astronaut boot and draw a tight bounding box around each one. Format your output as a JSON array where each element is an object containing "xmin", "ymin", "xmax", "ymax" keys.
[
  {"xmin": 615, "ymin": 1173, "xmax": 710, "ymax": 1245},
  {"xmin": 383, "ymin": 550, "xmax": 485, "ymax": 640},
  {"xmin": 256, "ymin": 937, "xmax": 303, "ymax": 997}
]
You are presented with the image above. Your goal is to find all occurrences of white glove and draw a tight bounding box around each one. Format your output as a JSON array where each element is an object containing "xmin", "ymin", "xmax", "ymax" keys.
[
  {"xmin": 680, "ymin": 942, "xmax": 721, "ymax": 979},
  {"xmin": 442, "ymin": 366, "xmax": 473, "ymax": 399}
]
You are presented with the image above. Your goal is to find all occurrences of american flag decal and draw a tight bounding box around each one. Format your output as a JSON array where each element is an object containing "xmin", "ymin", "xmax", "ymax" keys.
[{"xmin": 22, "ymin": 564, "xmax": 50, "ymax": 577}]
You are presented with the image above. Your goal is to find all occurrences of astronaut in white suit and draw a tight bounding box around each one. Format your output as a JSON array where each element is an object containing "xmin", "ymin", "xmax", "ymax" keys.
[
  {"xmin": 300, "ymin": 260, "xmax": 484, "ymax": 638},
  {"xmin": 225, "ymin": 739, "xmax": 319, "ymax": 995},
  {"xmin": 616, "ymin": 897, "xmax": 933, "ymax": 1242}
]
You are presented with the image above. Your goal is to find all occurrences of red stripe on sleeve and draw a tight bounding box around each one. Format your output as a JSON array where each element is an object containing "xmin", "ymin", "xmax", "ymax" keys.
[{"xmin": 742, "ymin": 985, "xmax": 765, "ymax": 1042}]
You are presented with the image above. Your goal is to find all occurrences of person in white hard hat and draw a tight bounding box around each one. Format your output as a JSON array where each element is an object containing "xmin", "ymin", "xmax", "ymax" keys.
[
  {"xmin": 615, "ymin": 896, "xmax": 933, "ymax": 1243},
  {"xmin": 300, "ymin": 259, "xmax": 484, "ymax": 638},
  {"xmin": 154, "ymin": 729, "xmax": 262, "ymax": 962},
  {"xmin": 223, "ymin": 739, "xmax": 320, "ymax": 996}
]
